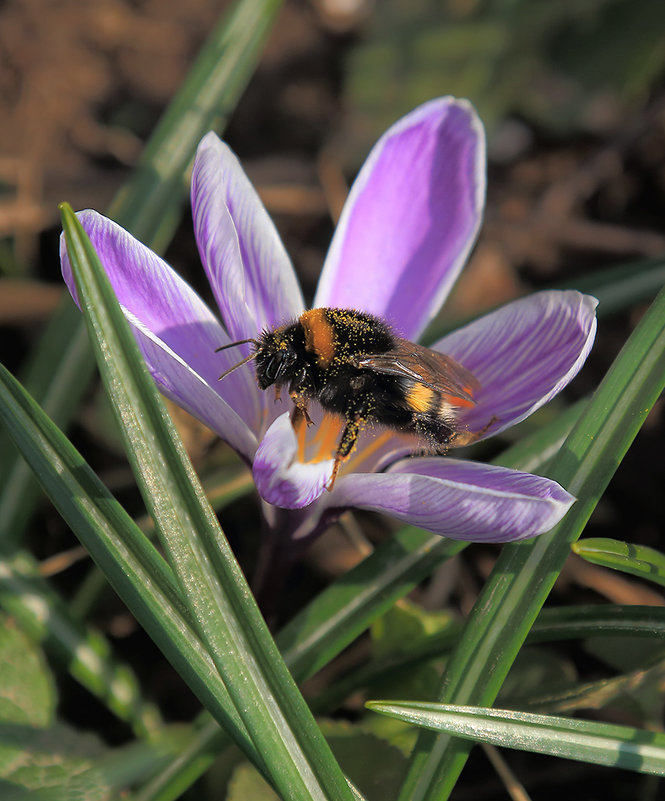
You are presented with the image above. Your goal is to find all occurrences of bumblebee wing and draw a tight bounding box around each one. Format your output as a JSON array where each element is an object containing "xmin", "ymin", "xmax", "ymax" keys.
[{"xmin": 353, "ymin": 339, "xmax": 479, "ymax": 408}]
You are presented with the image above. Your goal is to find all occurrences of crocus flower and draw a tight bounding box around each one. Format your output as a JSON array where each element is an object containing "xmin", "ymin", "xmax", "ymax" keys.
[{"xmin": 61, "ymin": 97, "xmax": 597, "ymax": 545}]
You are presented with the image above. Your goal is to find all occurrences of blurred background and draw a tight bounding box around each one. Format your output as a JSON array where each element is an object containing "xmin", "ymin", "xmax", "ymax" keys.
[{"xmin": 1, "ymin": 1, "xmax": 665, "ymax": 795}]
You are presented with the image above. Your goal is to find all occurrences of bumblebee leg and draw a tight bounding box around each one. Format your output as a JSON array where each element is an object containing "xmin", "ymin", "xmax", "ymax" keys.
[
  {"xmin": 290, "ymin": 395, "xmax": 313, "ymax": 428},
  {"xmin": 289, "ymin": 370, "xmax": 314, "ymax": 427},
  {"xmin": 327, "ymin": 415, "xmax": 362, "ymax": 491}
]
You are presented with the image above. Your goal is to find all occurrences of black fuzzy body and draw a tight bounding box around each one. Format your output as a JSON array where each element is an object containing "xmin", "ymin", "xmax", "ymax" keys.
[{"xmin": 253, "ymin": 308, "xmax": 461, "ymax": 453}]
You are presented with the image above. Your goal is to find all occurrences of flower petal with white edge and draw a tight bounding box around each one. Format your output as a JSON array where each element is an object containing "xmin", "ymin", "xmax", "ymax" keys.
[
  {"xmin": 315, "ymin": 97, "xmax": 486, "ymax": 341},
  {"xmin": 60, "ymin": 209, "xmax": 262, "ymax": 431},
  {"xmin": 330, "ymin": 457, "xmax": 574, "ymax": 542},
  {"xmin": 192, "ymin": 133, "xmax": 305, "ymax": 341},
  {"xmin": 253, "ymin": 413, "xmax": 335, "ymax": 509},
  {"xmin": 437, "ymin": 290, "xmax": 598, "ymax": 440},
  {"xmin": 124, "ymin": 310, "xmax": 258, "ymax": 461}
]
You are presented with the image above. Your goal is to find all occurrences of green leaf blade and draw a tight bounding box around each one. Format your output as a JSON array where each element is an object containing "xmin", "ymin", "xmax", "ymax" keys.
[
  {"xmin": 60, "ymin": 205, "xmax": 355, "ymax": 801},
  {"xmin": 573, "ymin": 538, "xmax": 665, "ymax": 587},
  {"xmin": 0, "ymin": 360, "xmax": 257, "ymax": 761},
  {"xmin": 369, "ymin": 701, "xmax": 665, "ymax": 775}
]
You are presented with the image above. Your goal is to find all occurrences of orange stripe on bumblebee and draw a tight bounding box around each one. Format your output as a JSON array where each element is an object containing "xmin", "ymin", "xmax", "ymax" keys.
[
  {"xmin": 405, "ymin": 383, "xmax": 437, "ymax": 413},
  {"xmin": 300, "ymin": 308, "xmax": 336, "ymax": 368}
]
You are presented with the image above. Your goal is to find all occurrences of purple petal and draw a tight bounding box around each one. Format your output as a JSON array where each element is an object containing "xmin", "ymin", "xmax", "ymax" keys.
[
  {"xmin": 60, "ymin": 210, "xmax": 261, "ymax": 454},
  {"xmin": 315, "ymin": 97, "xmax": 485, "ymax": 340},
  {"xmin": 330, "ymin": 457, "xmax": 574, "ymax": 541},
  {"xmin": 118, "ymin": 311, "xmax": 258, "ymax": 460},
  {"xmin": 192, "ymin": 132, "xmax": 304, "ymax": 341},
  {"xmin": 253, "ymin": 413, "xmax": 335, "ymax": 509},
  {"xmin": 437, "ymin": 291, "xmax": 598, "ymax": 439}
]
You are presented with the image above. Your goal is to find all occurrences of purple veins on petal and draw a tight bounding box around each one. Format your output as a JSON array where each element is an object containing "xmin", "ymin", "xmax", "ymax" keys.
[
  {"xmin": 192, "ymin": 133, "xmax": 304, "ymax": 342},
  {"xmin": 59, "ymin": 209, "xmax": 261, "ymax": 445},
  {"xmin": 331, "ymin": 458, "xmax": 574, "ymax": 542},
  {"xmin": 437, "ymin": 290, "xmax": 598, "ymax": 439},
  {"xmin": 315, "ymin": 97, "xmax": 486, "ymax": 341}
]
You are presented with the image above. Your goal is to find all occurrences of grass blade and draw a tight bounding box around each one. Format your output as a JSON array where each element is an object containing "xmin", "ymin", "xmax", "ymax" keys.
[
  {"xmin": 573, "ymin": 538, "xmax": 665, "ymax": 587},
  {"xmin": 368, "ymin": 701, "xmax": 665, "ymax": 775},
  {"xmin": 110, "ymin": 0, "xmax": 283, "ymax": 247},
  {"xmin": 530, "ymin": 604, "xmax": 665, "ymax": 641},
  {"xmin": 61, "ymin": 205, "xmax": 355, "ymax": 801},
  {"xmin": 0, "ymin": 360, "xmax": 262, "ymax": 765}
]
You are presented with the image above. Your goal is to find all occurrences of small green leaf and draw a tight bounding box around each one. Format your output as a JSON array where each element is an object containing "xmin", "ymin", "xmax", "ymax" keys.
[
  {"xmin": 0, "ymin": 613, "xmax": 54, "ymax": 727},
  {"xmin": 368, "ymin": 701, "xmax": 665, "ymax": 775},
  {"xmin": 0, "ymin": 722, "xmax": 192, "ymax": 800},
  {"xmin": 573, "ymin": 538, "xmax": 665, "ymax": 587},
  {"xmin": 0, "ymin": 552, "xmax": 163, "ymax": 736},
  {"xmin": 0, "ymin": 721, "xmax": 104, "ymax": 792}
]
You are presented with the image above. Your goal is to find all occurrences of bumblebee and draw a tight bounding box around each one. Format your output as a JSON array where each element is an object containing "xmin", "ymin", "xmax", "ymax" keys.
[{"xmin": 217, "ymin": 308, "xmax": 483, "ymax": 488}]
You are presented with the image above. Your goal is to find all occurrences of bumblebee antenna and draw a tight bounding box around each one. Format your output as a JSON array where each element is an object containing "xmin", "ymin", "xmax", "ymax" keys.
[
  {"xmin": 215, "ymin": 338, "xmax": 256, "ymax": 353},
  {"xmin": 215, "ymin": 338, "xmax": 258, "ymax": 381}
]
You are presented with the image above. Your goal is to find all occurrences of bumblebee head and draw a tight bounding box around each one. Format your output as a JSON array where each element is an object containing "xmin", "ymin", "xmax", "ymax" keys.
[
  {"xmin": 254, "ymin": 330, "xmax": 300, "ymax": 389},
  {"xmin": 216, "ymin": 324, "xmax": 303, "ymax": 387}
]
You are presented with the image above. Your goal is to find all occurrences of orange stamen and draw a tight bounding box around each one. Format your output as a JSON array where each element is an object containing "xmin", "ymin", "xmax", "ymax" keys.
[
  {"xmin": 295, "ymin": 415, "xmax": 308, "ymax": 462},
  {"xmin": 345, "ymin": 429, "xmax": 404, "ymax": 473},
  {"xmin": 308, "ymin": 414, "xmax": 342, "ymax": 463}
]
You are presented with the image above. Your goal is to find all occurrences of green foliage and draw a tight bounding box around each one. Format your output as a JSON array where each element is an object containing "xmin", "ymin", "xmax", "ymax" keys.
[
  {"xmin": 0, "ymin": 614, "xmax": 55, "ymax": 728},
  {"xmin": 228, "ymin": 723, "xmax": 408, "ymax": 801},
  {"xmin": 345, "ymin": 0, "xmax": 665, "ymax": 157}
]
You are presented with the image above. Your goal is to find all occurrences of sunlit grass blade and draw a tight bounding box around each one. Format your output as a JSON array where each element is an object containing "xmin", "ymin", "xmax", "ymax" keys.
[
  {"xmin": 0, "ymin": 551, "xmax": 162, "ymax": 738},
  {"xmin": 70, "ymin": 463, "xmax": 253, "ymax": 621},
  {"xmin": 60, "ymin": 205, "xmax": 355, "ymax": 801},
  {"xmin": 573, "ymin": 538, "xmax": 665, "ymax": 587},
  {"xmin": 0, "ymin": 0, "xmax": 283, "ymax": 549},
  {"xmin": 397, "ymin": 284, "xmax": 665, "ymax": 801},
  {"xmin": 367, "ymin": 701, "xmax": 665, "ymax": 775}
]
